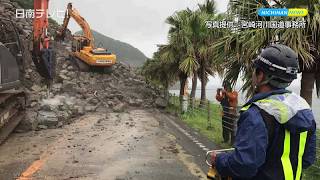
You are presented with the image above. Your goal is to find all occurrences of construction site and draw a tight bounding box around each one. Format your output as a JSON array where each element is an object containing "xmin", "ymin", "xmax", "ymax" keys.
[{"xmin": 0, "ymin": 0, "xmax": 206, "ymax": 179}]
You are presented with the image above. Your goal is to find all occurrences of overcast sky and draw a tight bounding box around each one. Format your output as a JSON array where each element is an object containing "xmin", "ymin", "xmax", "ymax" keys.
[{"xmin": 50, "ymin": 0, "xmax": 229, "ymax": 58}]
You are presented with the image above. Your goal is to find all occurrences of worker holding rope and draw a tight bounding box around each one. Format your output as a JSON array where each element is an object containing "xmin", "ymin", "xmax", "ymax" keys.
[{"xmin": 216, "ymin": 82, "xmax": 238, "ymax": 144}]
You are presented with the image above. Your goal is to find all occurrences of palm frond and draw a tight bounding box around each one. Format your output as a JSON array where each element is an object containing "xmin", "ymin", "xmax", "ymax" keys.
[{"xmin": 179, "ymin": 56, "xmax": 199, "ymax": 75}]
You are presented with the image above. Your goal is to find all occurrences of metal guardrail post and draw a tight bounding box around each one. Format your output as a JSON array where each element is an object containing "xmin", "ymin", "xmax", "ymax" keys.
[{"xmin": 207, "ymin": 101, "xmax": 212, "ymax": 130}]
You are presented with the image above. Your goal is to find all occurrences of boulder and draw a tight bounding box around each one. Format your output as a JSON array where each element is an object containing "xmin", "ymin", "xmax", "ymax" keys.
[
  {"xmin": 57, "ymin": 111, "xmax": 72, "ymax": 122},
  {"xmin": 38, "ymin": 125, "xmax": 48, "ymax": 130},
  {"xmin": 61, "ymin": 81, "xmax": 77, "ymax": 93},
  {"xmin": 31, "ymin": 85, "xmax": 42, "ymax": 92},
  {"xmin": 40, "ymin": 104, "xmax": 52, "ymax": 111},
  {"xmin": 113, "ymin": 103, "xmax": 126, "ymax": 113},
  {"xmin": 84, "ymin": 105, "xmax": 96, "ymax": 112},
  {"xmin": 155, "ymin": 97, "xmax": 168, "ymax": 108},
  {"xmin": 87, "ymin": 97, "xmax": 99, "ymax": 106},
  {"xmin": 52, "ymin": 83, "xmax": 62, "ymax": 92},
  {"xmin": 74, "ymin": 106, "xmax": 85, "ymax": 116},
  {"xmin": 37, "ymin": 111, "xmax": 59, "ymax": 128},
  {"xmin": 128, "ymin": 98, "xmax": 142, "ymax": 107},
  {"xmin": 59, "ymin": 74, "xmax": 70, "ymax": 80},
  {"xmin": 40, "ymin": 95, "xmax": 67, "ymax": 111},
  {"xmin": 0, "ymin": 6, "xmax": 5, "ymax": 13}
]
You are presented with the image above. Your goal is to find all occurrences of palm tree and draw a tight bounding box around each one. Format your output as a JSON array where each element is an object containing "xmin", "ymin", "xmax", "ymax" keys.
[
  {"xmin": 275, "ymin": 1, "xmax": 320, "ymax": 105},
  {"xmin": 164, "ymin": 10, "xmax": 200, "ymax": 101},
  {"xmin": 171, "ymin": 0, "xmax": 224, "ymax": 106},
  {"xmin": 195, "ymin": 8, "xmax": 225, "ymax": 105},
  {"xmin": 211, "ymin": 0, "xmax": 320, "ymax": 104}
]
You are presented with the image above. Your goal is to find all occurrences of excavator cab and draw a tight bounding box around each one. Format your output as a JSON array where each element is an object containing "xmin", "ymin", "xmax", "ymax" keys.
[
  {"xmin": 91, "ymin": 48, "xmax": 113, "ymax": 55},
  {"xmin": 71, "ymin": 36, "xmax": 90, "ymax": 52}
]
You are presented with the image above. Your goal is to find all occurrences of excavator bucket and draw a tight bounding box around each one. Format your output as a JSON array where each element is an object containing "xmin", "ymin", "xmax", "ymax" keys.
[{"xmin": 0, "ymin": 42, "xmax": 20, "ymax": 91}]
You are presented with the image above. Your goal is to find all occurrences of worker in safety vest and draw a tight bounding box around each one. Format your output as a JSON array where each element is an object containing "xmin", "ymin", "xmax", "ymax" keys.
[
  {"xmin": 216, "ymin": 82, "xmax": 238, "ymax": 144},
  {"xmin": 211, "ymin": 44, "xmax": 316, "ymax": 180}
]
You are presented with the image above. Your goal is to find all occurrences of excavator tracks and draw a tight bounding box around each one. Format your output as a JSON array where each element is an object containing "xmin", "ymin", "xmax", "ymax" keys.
[{"xmin": 0, "ymin": 91, "xmax": 26, "ymax": 144}]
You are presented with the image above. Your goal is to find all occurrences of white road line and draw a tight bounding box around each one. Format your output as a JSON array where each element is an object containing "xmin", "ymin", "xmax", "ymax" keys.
[
  {"xmin": 167, "ymin": 119, "xmax": 210, "ymax": 152},
  {"xmin": 202, "ymin": 147, "xmax": 210, "ymax": 151}
]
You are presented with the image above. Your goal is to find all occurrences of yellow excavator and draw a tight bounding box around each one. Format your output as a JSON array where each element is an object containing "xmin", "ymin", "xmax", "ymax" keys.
[{"xmin": 56, "ymin": 3, "xmax": 116, "ymax": 72}]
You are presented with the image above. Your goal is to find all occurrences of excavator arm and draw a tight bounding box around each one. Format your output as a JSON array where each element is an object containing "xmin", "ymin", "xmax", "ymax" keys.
[
  {"xmin": 32, "ymin": 0, "xmax": 55, "ymax": 80},
  {"xmin": 56, "ymin": 3, "xmax": 94, "ymax": 48}
]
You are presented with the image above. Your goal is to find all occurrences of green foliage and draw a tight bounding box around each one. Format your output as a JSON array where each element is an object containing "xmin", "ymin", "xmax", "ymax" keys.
[
  {"xmin": 166, "ymin": 95, "xmax": 231, "ymax": 149},
  {"xmin": 304, "ymin": 135, "xmax": 320, "ymax": 179},
  {"xmin": 13, "ymin": 0, "xmax": 33, "ymax": 9},
  {"xmin": 48, "ymin": 18, "xmax": 59, "ymax": 27},
  {"xmin": 210, "ymin": 0, "xmax": 320, "ymax": 97},
  {"xmin": 140, "ymin": 45, "xmax": 181, "ymax": 88},
  {"xmin": 142, "ymin": 0, "xmax": 225, "ymax": 98},
  {"xmin": 181, "ymin": 106, "xmax": 231, "ymax": 149}
]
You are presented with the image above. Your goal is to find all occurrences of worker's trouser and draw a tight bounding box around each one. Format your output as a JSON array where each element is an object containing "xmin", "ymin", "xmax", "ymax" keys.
[{"xmin": 222, "ymin": 115, "xmax": 235, "ymax": 144}]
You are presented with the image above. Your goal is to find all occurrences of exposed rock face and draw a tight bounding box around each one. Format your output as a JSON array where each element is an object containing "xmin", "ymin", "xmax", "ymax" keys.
[{"xmin": 1, "ymin": 0, "xmax": 166, "ymax": 132}]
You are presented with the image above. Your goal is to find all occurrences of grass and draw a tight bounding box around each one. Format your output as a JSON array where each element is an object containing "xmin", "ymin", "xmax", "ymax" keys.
[
  {"xmin": 181, "ymin": 104, "xmax": 231, "ymax": 149},
  {"xmin": 167, "ymin": 95, "xmax": 320, "ymax": 179},
  {"xmin": 303, "ymin": 131, "xmax": 320, "ymax": 180},
  {"xmin": 166, "ymin": 96, "xmax": 231, "ymax": 149}
]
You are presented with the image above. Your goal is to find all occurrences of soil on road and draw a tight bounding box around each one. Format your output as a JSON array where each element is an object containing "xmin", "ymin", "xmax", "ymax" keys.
[{"xmin": 0, "ymin": 109, "xmax": 206, "ymax": 180}]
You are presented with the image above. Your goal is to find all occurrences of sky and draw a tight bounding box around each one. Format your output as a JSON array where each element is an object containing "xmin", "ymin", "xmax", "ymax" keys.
[{"xmin": 50, "ymin": 0, "xmax": 229, "ymax": 58}]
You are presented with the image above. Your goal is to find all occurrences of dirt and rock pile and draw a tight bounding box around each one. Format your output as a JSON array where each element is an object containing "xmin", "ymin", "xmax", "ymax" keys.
[
  {"xmin": 0, "ymin": 0, "xmax": 167, "ymax": 132},
  {"xmin": 26, "ymin": 41, "xmax": 166, "ymax": 130}
]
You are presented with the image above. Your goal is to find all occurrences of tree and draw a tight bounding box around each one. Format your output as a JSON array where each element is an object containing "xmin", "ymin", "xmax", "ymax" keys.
[
  {"xmin": 140, "ymin": 50, "xmax": 177, "ymax": 101},
  {"xmin": 211, "ymin": 0, "xmax": 320, "ymax": 104},
  {"xmin": 142, "ymin": 0, "xmax": 226, "ymax": 108},
  {"xmin": 164, "ymin": 10, "xmax": 200, "ymax": 100},
  {"xmin": 167, "ymin": 0, "xmax": 224, "ymax": 106}
]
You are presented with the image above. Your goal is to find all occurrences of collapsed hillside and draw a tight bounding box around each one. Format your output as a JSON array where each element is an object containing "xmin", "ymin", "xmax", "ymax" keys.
[{"xmin": 0, "ymin": 0, "xmax": 166, "ymax": 132}]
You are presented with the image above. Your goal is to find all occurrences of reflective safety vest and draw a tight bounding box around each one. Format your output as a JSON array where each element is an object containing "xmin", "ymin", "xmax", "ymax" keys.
[{"xmin": 240, "ymin": 93, "xmax": 310, "ymax": 180}]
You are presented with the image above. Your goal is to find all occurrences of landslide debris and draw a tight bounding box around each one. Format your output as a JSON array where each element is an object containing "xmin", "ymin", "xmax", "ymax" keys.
[{"xmin": 0, "ymin": 0, "xmax": 165, "ymax": 132}]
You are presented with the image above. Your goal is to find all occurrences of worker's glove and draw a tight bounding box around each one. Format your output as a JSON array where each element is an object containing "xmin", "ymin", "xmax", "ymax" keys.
[{"xmin": 210, "ymin": 151, "xmax": 217, "ymax": 166}]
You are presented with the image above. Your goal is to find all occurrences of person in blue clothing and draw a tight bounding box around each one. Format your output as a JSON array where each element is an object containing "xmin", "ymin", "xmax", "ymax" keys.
[{"xmin": 210, "ymin": 44, "xmax": 316, "ymax": 180}]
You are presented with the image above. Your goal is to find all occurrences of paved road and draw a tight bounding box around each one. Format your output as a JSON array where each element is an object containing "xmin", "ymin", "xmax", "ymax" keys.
[{"xmin": 0, "ymin": 109, "xmax": 218, "ymax": 180}]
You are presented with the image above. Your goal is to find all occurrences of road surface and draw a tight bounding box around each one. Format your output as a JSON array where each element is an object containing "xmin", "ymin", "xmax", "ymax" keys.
[{"xmin": 0, "ymin": 109, "xmax": 217, "ymax": 180}]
